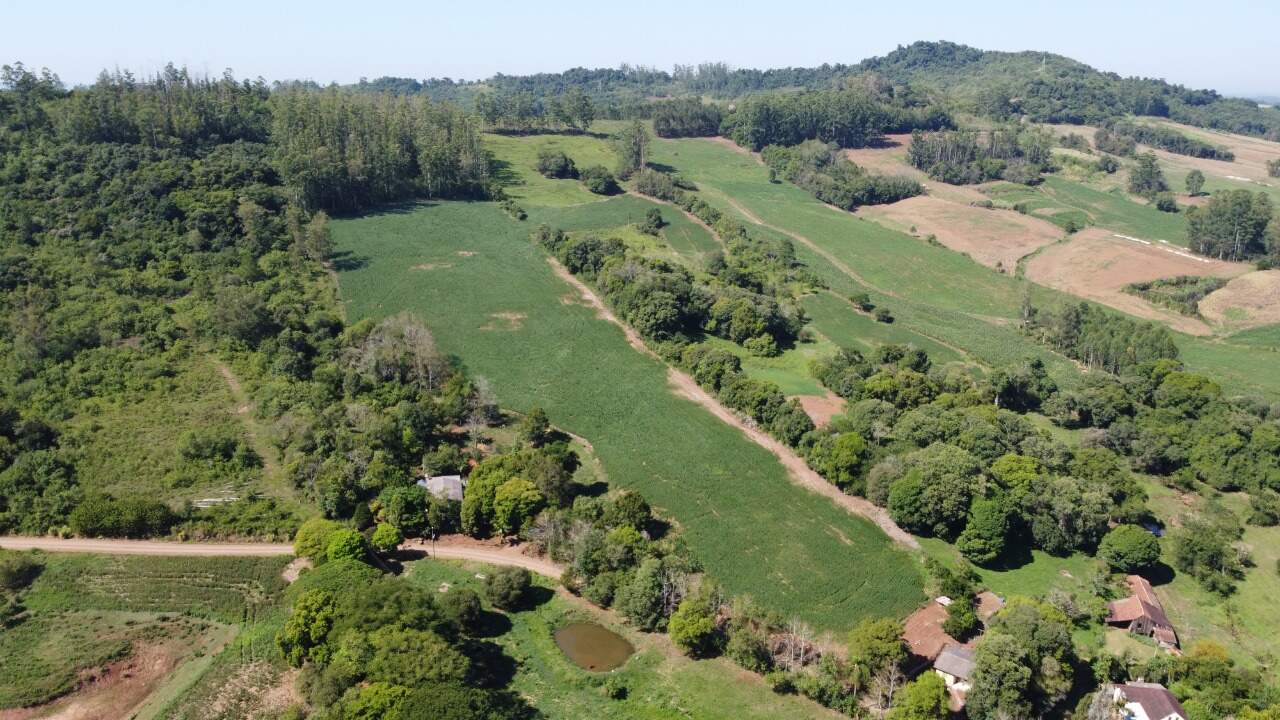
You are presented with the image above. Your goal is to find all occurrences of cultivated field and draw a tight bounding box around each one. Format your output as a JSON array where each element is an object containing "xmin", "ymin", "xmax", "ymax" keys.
[
  {"xmin": 1024, "ymin": 228, "xmax": 1251, "ymax": 335},
  {"xmin": 2, "ymin": 554, "xmax": 293, "ymax": 719},
  {"xmin": 331, "ymin": 200, "xmax": 924, "ymax": 631},
  {"xmin": 1199, "ymin": 270, "xmax": 1280, "ymax": 331},
  {"xmin": 858, "ymin": 194, "xmax": 1064, "ymax": 272}
]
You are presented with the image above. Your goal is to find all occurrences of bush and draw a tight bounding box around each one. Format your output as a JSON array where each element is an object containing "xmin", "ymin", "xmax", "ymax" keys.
[
  {"xmin": 1154, "ymin": 192, "xmax": 1178, "ymax": 212},
  {"xmin": 370, "ymin": 523, "xmax": 403, "ymax": 553},
  {"xmin": 326, "ymin": 528, "xmax": 368, "ymax": 563},
  {"xmin": 580, "ymin": 166, "xmax": 620, "ymax": 195},
  {"xmin": 485, "ymin": 566, "xmax": 532, "ymax": 610},
  {"xmin": 874, "ymin": 308, "xmax": 894, "ymax": 323},
  {"xmin": 438, "ymin": 588, "xmax": 483, "ymax": 632},
  {"xmin": 294, "ymin": 517, "xmax": 344, "ymax": 563},
  {"xmin": 535, "ymin": 148, "xmax": 577, "ymax": 179},
  {"xmin": 0, "ymin": 550, "xmax": 43, "ymax": 591},
  {"xmin": 668, "ymin": 597, "xmax": 719, "ymax": 656},
  {"xmin": 68, "ymin": 496, "xmax": 176, "ymax": 538},
  {"xmin": 1098, "ymin": 524, "xmax": 1161, "ymax": 573}
]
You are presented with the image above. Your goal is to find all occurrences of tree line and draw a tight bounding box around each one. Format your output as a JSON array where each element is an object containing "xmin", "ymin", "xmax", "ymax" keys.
[
  {"xmin": 762, "ymin": 140, "xmax": 923, "ymax": 210},
  {"xmin": 1100, "ymin": 118, "xmax": 1235, "ymax": 161},
  {"xmin": 906, "ymin": 127, "xmax": 1054, "ymax": 185},
  {"xmin": 722, "ymin": 87, "xmax": 952, "ymax": 151}
]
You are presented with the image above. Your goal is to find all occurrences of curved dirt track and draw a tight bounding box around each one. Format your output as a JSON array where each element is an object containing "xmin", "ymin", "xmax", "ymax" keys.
[{"xmin": 548, "ymin": 257, "xmax": 920, "ymax": 549}]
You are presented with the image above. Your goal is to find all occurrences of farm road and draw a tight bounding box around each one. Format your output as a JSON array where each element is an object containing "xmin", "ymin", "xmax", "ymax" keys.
[{"xmin": 0, "ymin": 535, "xmax": 566, "ymax": 577}]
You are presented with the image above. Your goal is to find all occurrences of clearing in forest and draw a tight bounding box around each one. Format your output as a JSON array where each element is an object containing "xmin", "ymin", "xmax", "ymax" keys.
[
  {"xmin": 332, "ymin": 200, "xmax": 924, "ymax": 631},
  {"xmin": 1024, "ymin": 228, "xmax": 1250, "ymax": 335},
  {"xmin": 858, "ymin": 194, "xmax": 1064, "ymax": 272}
]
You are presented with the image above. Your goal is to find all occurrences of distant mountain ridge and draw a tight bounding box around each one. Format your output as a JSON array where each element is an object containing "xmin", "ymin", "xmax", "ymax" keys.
[{"xmin": 346, "ymin": 41, "xmax": 1280, "ymax": 140}]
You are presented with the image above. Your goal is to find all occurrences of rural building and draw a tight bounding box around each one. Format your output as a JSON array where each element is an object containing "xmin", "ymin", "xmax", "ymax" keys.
[
  {"xmin": 1106, "ymin": 575, "xmax": 1178, "ymax": 649},
  {"xmin": 417, "ymin": 474, "xmax": 465, "ymax": 502},
  {"xmin": 932, "ymin": 644, "xmax": 976, "ymax": 692},
  {"xmin": 903, "ymin": 591, "xmax": 1004, "ymax": 673},
  {"xmin": 1112, "ymin": 682, "xmax": 1188, "ymax": 720}
]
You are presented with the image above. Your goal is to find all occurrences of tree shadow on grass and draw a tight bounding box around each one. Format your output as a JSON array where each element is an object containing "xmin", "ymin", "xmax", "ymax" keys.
[
  {"xmin": 329, "ymin": 249, "xmax": 370, "ymax": 271},
  {"xmin": 472, "ymin": 608, "xmax": 513, "ymax": 639},
  {"xmin": 463, "ymin": 638, "xmax": 519, "ymax": 688}
]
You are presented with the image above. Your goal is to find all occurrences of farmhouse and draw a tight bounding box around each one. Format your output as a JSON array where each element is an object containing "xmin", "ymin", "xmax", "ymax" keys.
[
  {"xmin": 1106, "ymin": 575, "xmax": 1178, "ymax": 649},
  {"xmin": 1112, "ymin": 682, "xmax": 1188, "ymax": 720},
  {"xmin": 417, "ymin": 473, "xmax": 466, "ymax": 502},
  {"xmin": 903, "ymin": 591, "xmax": 1004, "ymax": 672}
]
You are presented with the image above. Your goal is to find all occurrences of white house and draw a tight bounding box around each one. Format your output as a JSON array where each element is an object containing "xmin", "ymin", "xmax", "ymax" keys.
[{"xmin": 1113, "ymin": 682, "xmax": 1188, "ymax": 720}]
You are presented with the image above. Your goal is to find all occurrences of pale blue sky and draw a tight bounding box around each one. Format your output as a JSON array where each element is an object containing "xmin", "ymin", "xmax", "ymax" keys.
[{"xmin": 4, "ymin": 0, "xmax": 1277, "ymax": 96}]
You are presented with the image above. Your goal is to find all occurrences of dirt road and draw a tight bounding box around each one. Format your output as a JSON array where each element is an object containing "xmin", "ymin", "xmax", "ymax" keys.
[
  {"xmin": 0, "ymin": 537, "xmax": 294, "ymax": 556},
  {"xmin": 548, "ymin": 256, "xmax": 920, "ymax": 549},
  {"xmin": 402, "ymin": 538, "xmax": 564, "ymax": 578}
]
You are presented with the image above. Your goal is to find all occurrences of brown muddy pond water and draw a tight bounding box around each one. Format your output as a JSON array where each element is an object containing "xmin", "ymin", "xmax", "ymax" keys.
[{"xmin": 553, "ymin": 622, "xmax": 635, "ymax": 671}]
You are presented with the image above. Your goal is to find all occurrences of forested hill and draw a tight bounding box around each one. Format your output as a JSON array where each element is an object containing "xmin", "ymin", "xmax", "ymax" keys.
[{"xmin": 353, "ymin": 41, "xmax": 1280, "ymax": 139}]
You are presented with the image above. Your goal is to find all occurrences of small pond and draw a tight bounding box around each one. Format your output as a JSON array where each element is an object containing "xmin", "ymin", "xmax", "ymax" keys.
[{"xmin": 553, "ymin": 622, "xmax": 635, "ymax": 671}]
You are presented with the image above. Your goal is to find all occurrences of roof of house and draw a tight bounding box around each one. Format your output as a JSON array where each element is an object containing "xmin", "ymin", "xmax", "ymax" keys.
[
  {"xmin": 417, "ymin": 474, "xmax": 465, "ymax": 501},
  {"xmin": 1118, "ymin": 682, "xmax": 1188, "ymax": 720},
  {"xmin": 903, "ymin": 593, "xmax": 1004, "ymax": 670},
  {"xmin": 933, "ymin": 645, "xmax": 976, "ymax": 680},
  {"xmin": 975, "ymin": 591, "xmax": 1004, "ymax": 621},
  {"xmin": 1106, "ymin": 575, "xmax": 1173, "ymax": 630}
]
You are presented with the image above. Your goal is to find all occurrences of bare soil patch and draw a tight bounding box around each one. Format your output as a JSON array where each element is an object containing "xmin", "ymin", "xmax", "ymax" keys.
[
  {"xmin": 1199, "ymin": 270, "xmax": 1280, "ymax": 330},
  {"xmin": 797, "ymin": 392, "xmax": 847, "ymax": 428},
  {"xmin": 455, "ymin": 250, "xmax": 477, "ymax": 257},
  {"xmin": 843, "ymin": 135, "xmax": 989, "ymax": 204},
  {"xmin": 859, "ymin": 195, "xmax": 1063, "ymax": 271},
  {"xmin": 1024, "ymin": 228, "xmax": 1250, "ymax": 335},
  {"xmin": 411, "ymin": 262, "xmax": 454, "ymax": 271},
  {"xmin": 281, "ymin": 557, "xmax": 312, "ymax": 583},
  {"xmin": 478, "ymin": 312, "xmax": 527, "ymax": 331}
]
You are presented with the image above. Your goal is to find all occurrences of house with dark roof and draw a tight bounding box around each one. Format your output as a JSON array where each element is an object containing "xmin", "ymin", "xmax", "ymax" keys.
[
  {"xmin": 1113, "ymin": 682, "xmax": 1188, "ymax": 720},
  {"xmin": 1106, "ymin": 575, "xmax": 1178, "ymax": 649}
]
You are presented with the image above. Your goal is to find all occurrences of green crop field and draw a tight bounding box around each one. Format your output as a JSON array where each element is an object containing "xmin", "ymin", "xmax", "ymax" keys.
[
  {"xmin": 331, "ymin": 199, "xmax": 924, "ymax": 631},
  {"xmin": 406, "ymin": 558, "xmax": 844, "ymax": 720}
]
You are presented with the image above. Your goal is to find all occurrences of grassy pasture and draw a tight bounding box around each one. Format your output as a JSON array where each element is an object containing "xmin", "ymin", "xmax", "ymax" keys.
[
  {"xmin": 1226, "ymin": 323, "xmax": 1280, "ymax": 349},
  {"xmin": 406, "ymin": 559, "xmax": 844, "ymax": 720},
  {"xmin": 331, "ymin": 200, "xmax": 924, "ymax": 631},
  {"xmin": 983, "ymin": 176, "xmax": 1188, "ymax": 245},
  {"xmin": 485, "ymin": 131, "xmax": 617, "ymax": 207}
]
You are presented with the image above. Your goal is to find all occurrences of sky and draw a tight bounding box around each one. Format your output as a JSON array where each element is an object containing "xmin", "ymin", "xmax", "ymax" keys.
[{"xmin": 4, "ymin": 0, "xmax": 1277, "ymax": 97}]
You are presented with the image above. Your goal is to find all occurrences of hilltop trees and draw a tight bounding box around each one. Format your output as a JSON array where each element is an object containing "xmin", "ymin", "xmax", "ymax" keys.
[
  {"xmin": 473, "ymin": 87, "xmax": 595, "ymax": 131},
  {"xmin": 906, "ymin": 127, "xmax": 1053, "ymax": 185},
  {"xmin": 652, "ymin": 98, "xmax": 723, "ymax": 138},
  {"xmin": 723, "ymin": 87, "xmax": 951, "ymax": 151},
  {"xmin": 612, "ymin": 120, "xmax": 650, "ymax": 178}
]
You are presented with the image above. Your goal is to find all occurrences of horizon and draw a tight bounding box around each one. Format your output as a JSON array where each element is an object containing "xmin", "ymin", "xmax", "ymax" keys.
[{"xmin": 3, "ymin": 1, "xmax": 1278, "ymax": 98}]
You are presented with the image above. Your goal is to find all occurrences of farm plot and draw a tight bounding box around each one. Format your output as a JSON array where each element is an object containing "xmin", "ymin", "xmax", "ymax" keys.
[
  {"xmin": 858, "ymin": 194, "xmax": 1063, "ymax": 272},
  {"xmin": 1199, "ymin": 270, "xmax": 1280, "ymax": 331},
  {"xmin": 2, "ymin": 554, "xmax": 292, "ymax": 718},
  {"xmin": 332, "ymin": 200, "xmax": 924, "ymax": 631},
  {"xmin": 1024, "ymin": 228, "xmax": 1250, "ymax": 335},
  {"xmin": 985, "ymin": 176, "xmax": 1188, "ymax": 244}
]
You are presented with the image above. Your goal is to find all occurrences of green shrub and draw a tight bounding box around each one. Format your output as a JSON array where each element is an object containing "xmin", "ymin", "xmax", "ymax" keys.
[
  {"xmin": 484, "ymin": 566, "xmax": 532, "ymax": 610},
  {"xmin": 325, "ymin": 529, "xmax": 368, "ymax": 563},
  {"xmin": 1098, "ymin": 524, "xmax": 1161, "ymax": 572},
  {"xmin": 580, "ymin": 166, "xmax": 620, "ymax": 195}
]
